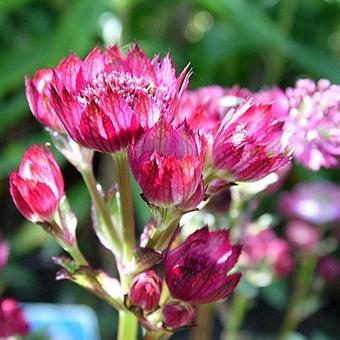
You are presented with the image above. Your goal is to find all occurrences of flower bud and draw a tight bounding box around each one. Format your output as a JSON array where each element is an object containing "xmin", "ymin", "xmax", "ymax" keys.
[
  {"xmin": 163, "ymin": 302, "xmax": 197, "ymax": 330},
  {"xmin": 9, "ymin": 145, "xmax": 64, "ymax": 223},
  {"xmin": 129, "ymin": 270, "xmax": 162, "ymax": 311},
  {"xmin": 285, "ymin": 221, "xmax": 320, "ymax": 252},
  {"xmin": 212, "ymin": 99, "xmax": 291, "ymax": 182},
  {"xmin": 165, "ymin": 227, "xmax": 241, "ymax": 304},
  {"xmin": 25, "ymin": 69, "xmax": 65, "ymax": 132},
  {"xmin": 128, "ymin": 120, "xmax": 205, "ymax": 210},
  {"xmin": 0, "ymin": 298, "xmax": 30, "ymax": 338}
]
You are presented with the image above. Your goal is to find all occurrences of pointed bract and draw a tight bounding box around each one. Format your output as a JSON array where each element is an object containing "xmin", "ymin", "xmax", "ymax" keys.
[{"xmin": 163, "ymin": 303, "xmax": 197, "ymax": 330}]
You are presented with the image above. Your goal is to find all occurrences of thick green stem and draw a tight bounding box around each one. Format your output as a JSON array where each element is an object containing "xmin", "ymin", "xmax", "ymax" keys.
[
  {"xmin": 67, "ymin": 244, "xmax": 88, "ymax": 266},
  {"xmin": 224, "ymin": 292, "xmax": 249, "ymax": 340},
  {"xmin": 277, "ymin": 254, "xmax": 318, "ymax": 340},
  {"xmin": 118, "ymin": 310, "xmax": 138, "ymax": 340},
  {"xmin": 112, "ymin": 151, "xmax": 136, "ymax": 265},
  {"xmin": 81, "ymin": 168, "xmax": 122, "ymax": 256},
  {"xmin": 264, "ymin": 0, "xmax": 299, "ymax": 85}
]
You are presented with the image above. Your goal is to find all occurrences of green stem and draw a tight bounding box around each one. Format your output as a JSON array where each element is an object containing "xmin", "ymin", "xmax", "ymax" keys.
[
  {"xmin": 118, "ymin": 310, "xmax": 138, "ymax": 340},
  {"xmin": 224, "ymin": 292, "xmax": 249, "ymax": 340},
  {"xmin": 81, "ymin": 167, "xmax": 122, "ymax": 256},
  {"xmin": 112, "ymin": 151, "xmax": 136, "ymax": 265},
  {"xmin": 190, "ymin": 304, "xmax": 214, "ymax": 340},
  {"xmin": 277, "ymin": 253, "xmax": 317, "ymax": 340},
  {"xmin": 264, "ymin": 0, "xmax": 299, "ymax": 85},
  {"xmin": 67, "ymin": 244, "xmax": 88, "ymax": 266}
]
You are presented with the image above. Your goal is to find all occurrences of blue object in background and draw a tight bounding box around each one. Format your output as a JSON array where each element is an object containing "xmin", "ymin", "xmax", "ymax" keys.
[{"xmin": 23, "ymin": 304, "xmax": 100, "ymax": 340}]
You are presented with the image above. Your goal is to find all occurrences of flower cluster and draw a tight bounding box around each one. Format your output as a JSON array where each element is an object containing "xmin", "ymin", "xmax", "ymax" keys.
[{"xmin": 8, "ymin": 41, "xmax": 340, "ymax": 338}]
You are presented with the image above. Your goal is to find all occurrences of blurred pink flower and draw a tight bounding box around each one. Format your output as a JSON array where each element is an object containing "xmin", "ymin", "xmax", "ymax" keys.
[
  {"xmin": 285, "ymin": 79, "xmax": 340, "ymax": 170},
  {"xmin": 279, "ymin": 181, "xmax": 340, "ymax": 225},
  {"xmin": 0, "ymin": 298, "xmax": 30, "ymax": 338},
  {"xmin": 165, "ymin": 227, "xmax": 241, "ymax": 304},
  {"xmin": 285, "ymin": 220, "xmax": 320, "ymax": 252},
  {"xmin": 9, "ymin": 145, "xmax": 64, "ymax": 223},
  {"xmin": 0, "ymin": 239, "xmax": 9, "ymax": 271},
  {"xmin": 318, "ymin": 256, "xmax": 340, "ymax": 282}
]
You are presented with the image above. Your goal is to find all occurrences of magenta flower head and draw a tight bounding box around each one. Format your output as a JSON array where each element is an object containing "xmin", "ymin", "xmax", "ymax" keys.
[
  {"xmin": 128, "ymin": 120, "xmax": 205, "ymax": 210},
  {"xmin": 0, "ymin": 239, "xmax": 9, "ymax": 271},
  {"xmin": 212, "ymin": 99, "xmax": 291, "ymax": 182},
  {"xmin": 48, "ymin": 43, "xmax": 190, "ymax": 153},
  {"xmin": 129, "ymin": 270, "xmax": 162, "ymax": 311},
  {"xmin": 25, "ymin": 69, "xmax": 65, "ymax": 132},
  {"xmin": 285, "ymin": 79, "xmax": 340, "ymax": 170},
  {"xmin": 279, "ymin": 181, "xmax": 340, "ymax": 225},
  {"xmin": 164, "ymin": 227, "xmax": 241, "ymax": 304},
  {"xmin": 163, "ymin": 302, "xmax": 197, "ymax": 330},
  {"xmin": 285, "ymin": 221, "xmax": 320, "ymax": 252},
  {"xmin": 0, "ymin": 298, "xmax": 30, "ymax": 338},
  {"xmin": 9, "ymin": 145, "xmax": 64, "ymax": 223}
]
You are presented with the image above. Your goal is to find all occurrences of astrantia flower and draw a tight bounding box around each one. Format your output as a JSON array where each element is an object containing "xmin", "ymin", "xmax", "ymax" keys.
[
  {"xmin": 212, "ymin": 99, "xmax": 291, "ymax": 182},
  {"xmin": 285, "ymin": 221, "xmax": 320, "ymax": 252},
  {"xmin": 163, "ymin": 303, "xmax": 197, "ymax": 329},
  {"xmin": 128, "ymin": 120, "xmax": 205, "ymax": 210},
  {"xmin": 285, "ymin": 79, "xmax": 340, "ymax": 170},
  {"xmin": 241, "ymin": 226, "xmax": 293, "ymax": 280},
  {"xmin": 9, "ymin": 145, "xmax": 64, "ymax": 223},
  {"xmin": 49, "ymin": 43, "xmax": 190, "ymax": 153},
  {"xmin": 129, "ymin": 270, "xmax": 162, "ymax": 311},
  {"xmin": 0, "ymin": 298, "xmax": 30, "ymax": 338},
  {"xmin": 25, "ymin": 69, "xmax": 66, "ymax": 132},
  {"xmin": 164, "ymin": 227, "xmax": 241, "ymax": 304},
  {"xmin": 279, "ymin": 181, "xmax": 340, "ymax": 225}
]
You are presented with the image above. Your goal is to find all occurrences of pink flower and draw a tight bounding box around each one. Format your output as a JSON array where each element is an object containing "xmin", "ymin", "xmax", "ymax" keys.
[
  {"xmin": 285, "ymin": 221, "xmax": 320, "ymax": 252},
  {"xmin": 212, "ymin": 99, "xmax": 291, "ymax": 182},
  {"xmin": 0, "ymin": 298, "xmax": 30, "ymax": 338},
  {"xmin": 318, "ymin": 256, "xmax": 340, "ymax": 282},
  {"xmin": 9, "ymin": 145, "xmax": 64, "ymax": 223},
  {"xmin": 242, "ymin": 227, "xmax": 294, "ymax": 277},
  {"xmin": 0, "ymin": 239, "xmax": 9, "ymax": 271},
  {"xmin": 279, "ymin": 181, "xmax": 340, "ymax": 225},
  {"xmin": 285, "ymin": 79, "xmax": 340, "ymax": 170},
  {"xmin": 128, "ymin": 120, "xmax": 205, "ymax": 210},
  {"xmin": 163, "ymin": 303, "xmax": 197, "ymax": 330},
  {"xmin": 175, "ymin": 86, "xmax": 228, "ymax": 137},
  {"xmin": 25, "ymin": 69, "xmax": 65, "ymax": 132},
  {"xmin": 165, "ymin": 227, "xmax": 241, "ymax": 304},
  {"xmin": 129, "ymin": 270, "xmax": 162, "ymax": 311},
  {"xmin": 49, "ymin": 44, "xmax": 190, "ymax": 153}
]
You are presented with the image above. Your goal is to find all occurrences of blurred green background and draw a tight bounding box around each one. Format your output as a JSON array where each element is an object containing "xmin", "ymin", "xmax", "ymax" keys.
[{"xmin": 1, "ymin": 0, "xmax": 340, "ymax": 339}]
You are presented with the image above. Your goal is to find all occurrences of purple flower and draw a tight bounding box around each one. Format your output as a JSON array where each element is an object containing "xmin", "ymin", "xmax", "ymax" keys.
[
  {"xmin": 164, "ymin": 227, "xmax": 241, "ymax": 304},
  {"xmin": 318, "ymin": 256, "xmax": 340, "ymax": 282},
  {"xmin": 285, "ymin": 79, "xmax": 340, "ymax": 170},
  {"xmin": 129, "ymin": 270, "xmax": 162, "ymax": 311},
  {"xmin": 163, "ymin": 302, "xmax": 197, "ymax": 329},
  {"xmin": 279, "ymin": 181, "xmax": 340, "ymax": 225}
]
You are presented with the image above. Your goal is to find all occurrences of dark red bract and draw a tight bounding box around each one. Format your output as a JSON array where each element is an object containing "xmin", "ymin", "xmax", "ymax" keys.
[{"xmin": 164, "ymin": 227, "xmax": 241, "ymax": 304}]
